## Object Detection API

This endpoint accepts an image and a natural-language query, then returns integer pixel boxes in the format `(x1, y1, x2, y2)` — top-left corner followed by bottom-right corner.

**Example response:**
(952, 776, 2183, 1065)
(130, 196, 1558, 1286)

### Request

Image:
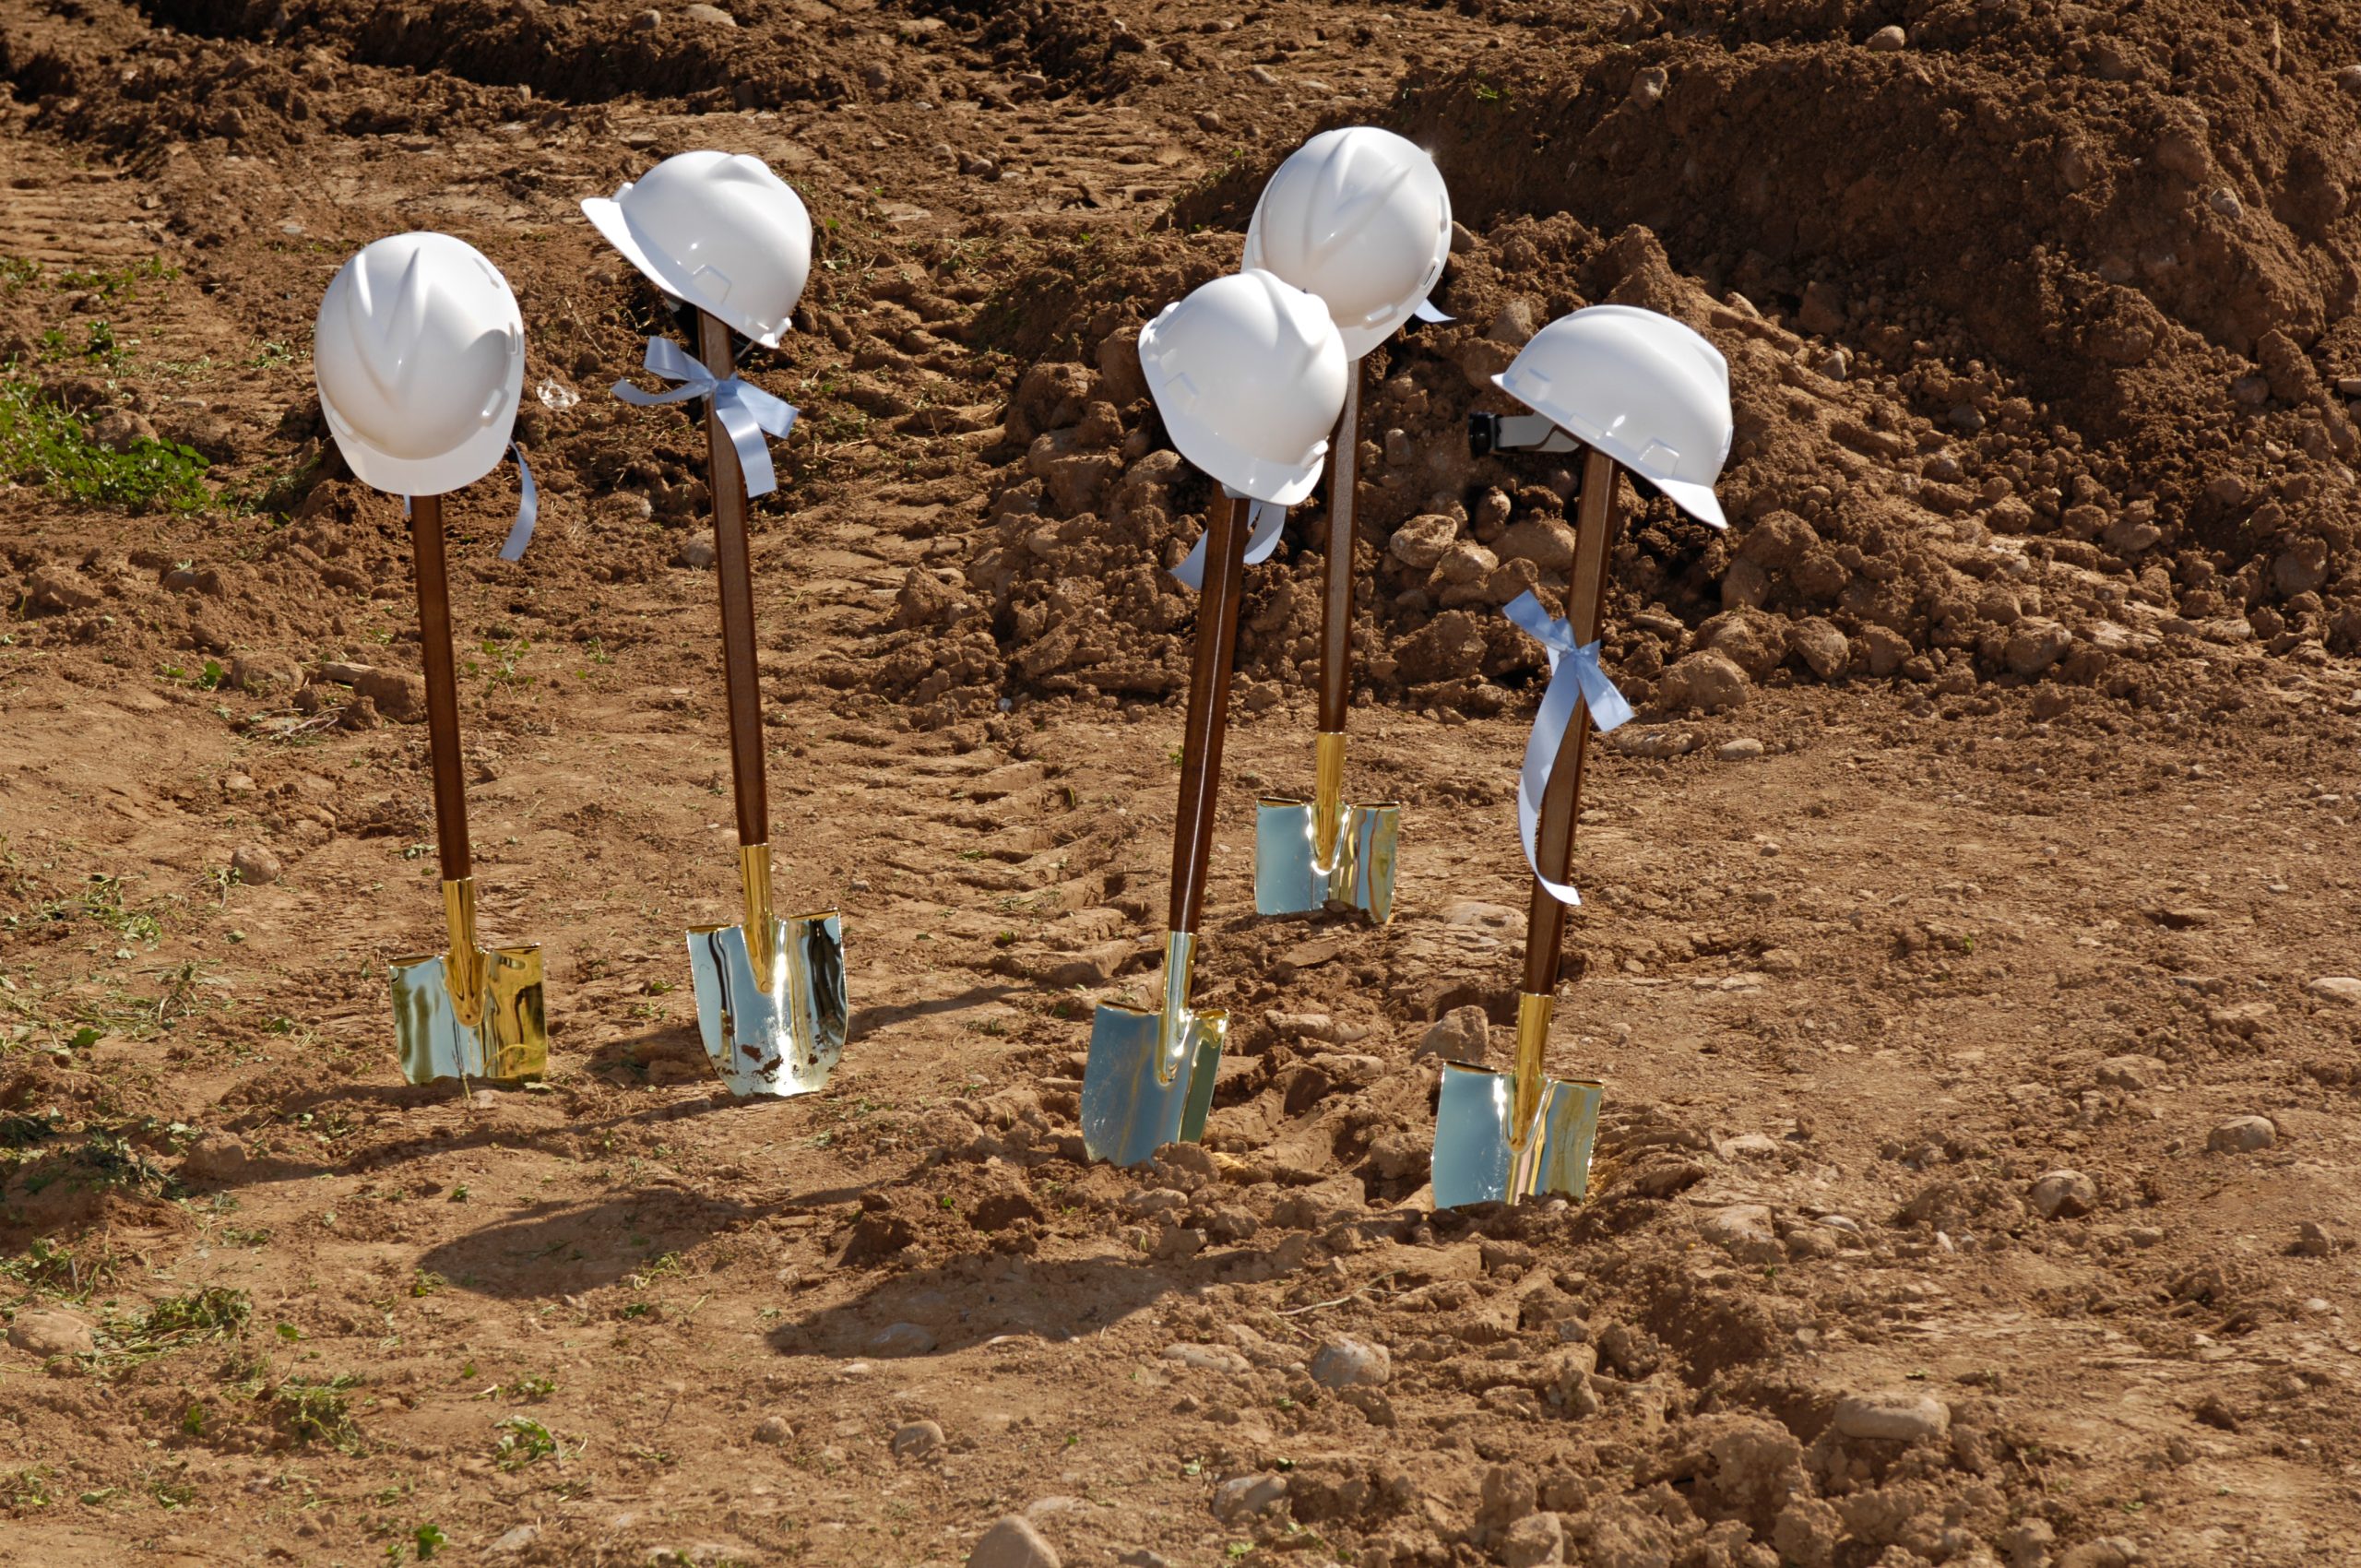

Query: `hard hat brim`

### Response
(1490, 372, 1727, 531)
(1168, 419, 1326, 507)
(321, 357, 523, 499)
(582, 193, 789, 350)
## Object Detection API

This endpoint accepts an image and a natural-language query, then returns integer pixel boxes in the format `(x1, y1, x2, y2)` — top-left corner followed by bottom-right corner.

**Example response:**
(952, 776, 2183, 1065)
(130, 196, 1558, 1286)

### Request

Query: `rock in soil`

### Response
(969, 1515, 1059, 1568)
(1832, 1389, 1950, 1443)
(7, 1310, 96, 1357)
(1308, 1337, 1391, 1389)
(2209, 1115, 2278, 1154)
(231, 844, 283, 885)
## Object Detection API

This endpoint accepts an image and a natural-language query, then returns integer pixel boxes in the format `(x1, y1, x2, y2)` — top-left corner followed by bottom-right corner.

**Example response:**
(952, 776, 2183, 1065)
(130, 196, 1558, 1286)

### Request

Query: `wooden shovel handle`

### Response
(698, 308, 771, 849)
(1169, 492, 1251, 934)
(1316, 359, 1362, 737)
(409, 493, 473, 885)
(1521, 447, 1622, 998)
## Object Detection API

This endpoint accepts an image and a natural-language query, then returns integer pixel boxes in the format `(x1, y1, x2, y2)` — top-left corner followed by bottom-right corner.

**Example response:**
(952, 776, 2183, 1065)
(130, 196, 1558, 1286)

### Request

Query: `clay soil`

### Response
(6, 0, 2361, 1564)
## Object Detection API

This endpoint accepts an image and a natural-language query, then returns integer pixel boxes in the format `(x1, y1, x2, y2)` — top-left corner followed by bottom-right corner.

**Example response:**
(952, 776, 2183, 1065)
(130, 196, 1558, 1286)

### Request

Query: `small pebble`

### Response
(870, 1321, 937, 1356)
(2208, 1115, 2276, 1154)
(890, 1419, 944, 1458)
(631, 7, 660, 30)
(676, 530, 717, 570)
(2028, 1170, 2095, 1219)
(231, 844, 283, 886)
(970, 1515, 1060, 1568)
(1211, 1471, 1288, 1522)
(753, 1415, 793, 1444)
(1866, 24, 1907, 51)
(1715, 738, 1766, 762)
(2307, 976, 2361, 1006)
(1832, 1388, 1949, 1443)
(7, 1310, 96, 1356)
(1308, 1337, 1390, 1390)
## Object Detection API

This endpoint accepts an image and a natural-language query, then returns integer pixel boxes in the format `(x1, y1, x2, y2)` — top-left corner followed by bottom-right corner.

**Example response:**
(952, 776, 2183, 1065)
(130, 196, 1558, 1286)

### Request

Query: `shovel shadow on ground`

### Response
(187, 1076, 772, 1195)
(848, 982, 1022, 1041)
(409, 1183, 856, 1300)
(764, 1235, 1310, 1360)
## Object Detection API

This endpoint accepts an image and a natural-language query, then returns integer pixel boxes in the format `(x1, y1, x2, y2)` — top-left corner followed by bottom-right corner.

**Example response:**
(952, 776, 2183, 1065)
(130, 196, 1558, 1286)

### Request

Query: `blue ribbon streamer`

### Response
(1170, 494, 1288, 591)
(611, 336, 799, 499)
(1502, 588, 1634, 907)
(401, 442, 537, 560)
(498, 444, 537, 561)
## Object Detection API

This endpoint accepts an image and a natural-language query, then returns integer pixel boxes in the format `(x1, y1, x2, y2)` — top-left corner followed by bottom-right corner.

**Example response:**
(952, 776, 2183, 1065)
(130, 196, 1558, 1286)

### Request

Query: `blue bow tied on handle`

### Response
(1501, 588, 1635, 908)
(611, 336, 799, 499)
(1171, 493, 1288, 591)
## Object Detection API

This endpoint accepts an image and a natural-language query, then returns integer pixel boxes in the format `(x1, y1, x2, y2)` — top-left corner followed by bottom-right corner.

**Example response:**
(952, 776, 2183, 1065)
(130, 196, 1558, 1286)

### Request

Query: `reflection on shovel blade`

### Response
(1081, 1001, 1223, 1168)
(389, 946, 547, 1085)
(1431, 1062, 1603, 1209)
(686, 911, 848, 1098)
(1253, 798, 1400, 922)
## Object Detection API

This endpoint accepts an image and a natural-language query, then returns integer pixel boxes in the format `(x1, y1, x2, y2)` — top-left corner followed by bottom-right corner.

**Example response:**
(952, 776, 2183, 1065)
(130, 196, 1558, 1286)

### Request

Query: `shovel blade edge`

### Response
(1252, 798, 1402, 923)
(687, 911, 848, 1098)
(389, 945, 548, 1086)
(1082, 1003, 1226, 1168)
(1431, 1063, 1603, 1209)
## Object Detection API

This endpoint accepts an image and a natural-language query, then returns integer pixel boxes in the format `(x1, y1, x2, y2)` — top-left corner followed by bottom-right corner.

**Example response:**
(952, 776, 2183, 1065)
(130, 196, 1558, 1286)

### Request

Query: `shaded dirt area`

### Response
(4, 0, 2361, 1564)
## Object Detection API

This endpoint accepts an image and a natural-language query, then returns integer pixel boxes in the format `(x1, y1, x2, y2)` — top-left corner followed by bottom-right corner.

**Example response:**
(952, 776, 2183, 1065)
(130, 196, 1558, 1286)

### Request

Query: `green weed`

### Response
(107, 1286, 251, 1361)
(493, 1416, 558, 1470)
(0, 379, 210, 511)
(53, 256, 177, 298)
(3, 1465, 53, 1515)
(0, 1236, 117, 1299)
(272, 1375, 363, 1450)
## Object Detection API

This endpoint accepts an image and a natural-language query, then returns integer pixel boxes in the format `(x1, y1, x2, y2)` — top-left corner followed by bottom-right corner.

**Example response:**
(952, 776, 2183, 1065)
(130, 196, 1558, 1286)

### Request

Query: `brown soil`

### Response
(4, 0, 2361, 1564)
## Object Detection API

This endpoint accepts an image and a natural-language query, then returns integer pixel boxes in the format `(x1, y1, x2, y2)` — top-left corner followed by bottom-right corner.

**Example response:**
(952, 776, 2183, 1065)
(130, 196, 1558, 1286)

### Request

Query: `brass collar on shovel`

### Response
(1430, 447, 1624, 1208)
(675, 307, 848, 1099)
(1256, 360, 1401, 922)
(1082, 492, 1252, 1167)
(388, 493, 547, 1086)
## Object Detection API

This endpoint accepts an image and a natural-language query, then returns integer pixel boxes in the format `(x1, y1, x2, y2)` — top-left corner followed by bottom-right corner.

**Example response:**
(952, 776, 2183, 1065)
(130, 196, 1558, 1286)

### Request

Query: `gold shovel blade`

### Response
(1252, 796, 1401, 922)
(686, 909, 847, 1098)
(389, 944, 547, 1085)
(1431, 1062, 1603, 1209)
(1081, 1001, 1224, 1168)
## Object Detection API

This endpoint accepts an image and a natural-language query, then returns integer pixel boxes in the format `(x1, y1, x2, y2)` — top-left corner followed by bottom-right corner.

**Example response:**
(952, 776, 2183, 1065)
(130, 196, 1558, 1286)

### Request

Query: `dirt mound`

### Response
(859, 2, 2361, 723)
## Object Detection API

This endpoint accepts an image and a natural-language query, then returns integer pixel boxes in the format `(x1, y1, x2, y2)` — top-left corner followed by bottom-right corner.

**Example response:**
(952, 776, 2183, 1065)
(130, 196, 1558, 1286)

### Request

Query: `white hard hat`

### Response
(1493, 304, 1733, 529)
(581, 150, 812, 349)
(1137, 268, 1347, 506)
(1242, 126, 1452, 360)
(314, 232, 526, 497)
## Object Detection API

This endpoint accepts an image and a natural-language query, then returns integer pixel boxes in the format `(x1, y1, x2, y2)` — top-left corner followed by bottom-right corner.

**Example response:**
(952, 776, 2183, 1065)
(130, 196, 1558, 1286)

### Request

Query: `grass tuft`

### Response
(0, 378, 211, 513)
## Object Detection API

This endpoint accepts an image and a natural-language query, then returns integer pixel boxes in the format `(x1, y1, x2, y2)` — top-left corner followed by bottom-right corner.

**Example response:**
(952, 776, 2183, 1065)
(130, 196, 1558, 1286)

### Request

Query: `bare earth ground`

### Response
(5, 2, 2361, 1566)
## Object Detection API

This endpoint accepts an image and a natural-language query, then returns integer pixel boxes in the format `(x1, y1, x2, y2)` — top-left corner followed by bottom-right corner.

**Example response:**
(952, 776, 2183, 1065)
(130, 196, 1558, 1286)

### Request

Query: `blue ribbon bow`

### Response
(611, 336, 799, 499)
(402, 442, 538, 562)
(1171, 494, 1289, 591)
(1502, 589, 1634, 907)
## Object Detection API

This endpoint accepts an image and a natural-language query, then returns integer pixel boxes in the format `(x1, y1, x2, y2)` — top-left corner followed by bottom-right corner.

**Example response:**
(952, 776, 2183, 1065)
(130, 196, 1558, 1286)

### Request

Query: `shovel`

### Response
(1081, 490, 1252, 1166)
(1431, 446, 1626, 1207)
(675, 307, 848, 1098)
(388, 493, 548, 1085)
(1253, 358, 1400, 923)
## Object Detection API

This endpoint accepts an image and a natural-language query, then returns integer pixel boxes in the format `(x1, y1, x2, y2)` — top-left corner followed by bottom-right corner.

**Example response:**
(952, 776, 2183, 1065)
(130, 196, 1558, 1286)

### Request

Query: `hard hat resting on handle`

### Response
(1243, 126, 1453, 360)
(1489, 304, 1734, 529)
(315, 232, 526, 497)
(582, 150, 813, 350)
(1138, 268, 1348, 507)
